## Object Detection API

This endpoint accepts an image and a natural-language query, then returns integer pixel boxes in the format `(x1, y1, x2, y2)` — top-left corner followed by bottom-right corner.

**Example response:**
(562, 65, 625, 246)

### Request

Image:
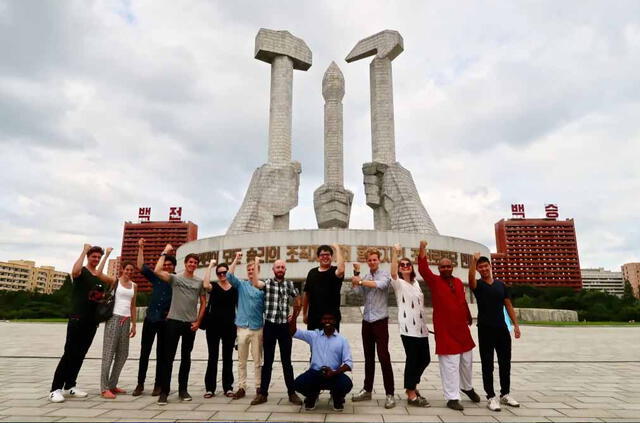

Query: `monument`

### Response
(178, 28, 489, 303)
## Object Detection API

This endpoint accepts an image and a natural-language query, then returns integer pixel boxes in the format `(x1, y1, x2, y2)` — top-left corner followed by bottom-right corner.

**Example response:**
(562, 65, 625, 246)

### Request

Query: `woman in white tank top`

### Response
(98, 261, 137, 398)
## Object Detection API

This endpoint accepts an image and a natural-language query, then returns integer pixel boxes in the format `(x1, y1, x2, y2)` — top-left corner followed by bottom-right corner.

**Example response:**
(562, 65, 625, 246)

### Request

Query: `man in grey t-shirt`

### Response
(154, 244, 206, 405)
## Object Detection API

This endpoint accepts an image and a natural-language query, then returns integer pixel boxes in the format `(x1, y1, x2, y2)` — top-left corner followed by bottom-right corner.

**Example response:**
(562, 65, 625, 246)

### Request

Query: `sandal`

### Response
(204, 391, 215, 399)
(224, 390, 234, 398)
(408, 396, 430, 407)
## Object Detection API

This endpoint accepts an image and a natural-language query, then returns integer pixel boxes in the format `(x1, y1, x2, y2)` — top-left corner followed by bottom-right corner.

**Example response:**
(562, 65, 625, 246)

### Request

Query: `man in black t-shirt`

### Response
(49, 243, 111, 403)
(303, 244, 345, 331)
(469, 253, 521, 412)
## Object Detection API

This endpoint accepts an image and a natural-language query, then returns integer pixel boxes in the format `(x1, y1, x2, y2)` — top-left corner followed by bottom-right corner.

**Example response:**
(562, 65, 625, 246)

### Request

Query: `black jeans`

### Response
(137, 318, 167, 386)
(51, 317, 98, 391)
(478, 325, 512, 398)
(204, 323, 236, 393)
(400, 335, 431, 390)
(260, 321, 295, 396)
(294, 369, 353, 405)
(161, 319, 196, 395)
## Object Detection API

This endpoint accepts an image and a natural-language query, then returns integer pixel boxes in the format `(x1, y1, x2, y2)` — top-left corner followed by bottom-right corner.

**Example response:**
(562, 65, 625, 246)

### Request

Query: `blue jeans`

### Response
(294, 369, 353, 404)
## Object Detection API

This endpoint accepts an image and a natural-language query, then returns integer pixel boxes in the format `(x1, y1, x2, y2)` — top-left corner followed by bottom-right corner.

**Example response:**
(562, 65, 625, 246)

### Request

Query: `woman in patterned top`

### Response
(390, 244, 431, 407)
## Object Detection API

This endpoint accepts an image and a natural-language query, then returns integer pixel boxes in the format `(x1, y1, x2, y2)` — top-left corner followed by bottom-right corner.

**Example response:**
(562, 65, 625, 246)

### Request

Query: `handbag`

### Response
(95, 281, 118, 323)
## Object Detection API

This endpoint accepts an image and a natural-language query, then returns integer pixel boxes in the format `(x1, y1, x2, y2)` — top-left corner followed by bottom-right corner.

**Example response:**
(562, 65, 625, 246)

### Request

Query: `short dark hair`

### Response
(216, 263, 229, 272)
(316, 245, 333, 257)
(184, 253, 200, 264)
(164, 255, 177, 267)
(87, 246, 104, 256)
(477, 256, 491, 266)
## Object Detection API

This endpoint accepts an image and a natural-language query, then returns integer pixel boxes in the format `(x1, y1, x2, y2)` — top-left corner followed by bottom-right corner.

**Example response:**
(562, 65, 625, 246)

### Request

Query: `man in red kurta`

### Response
(418, 240, 481, 411)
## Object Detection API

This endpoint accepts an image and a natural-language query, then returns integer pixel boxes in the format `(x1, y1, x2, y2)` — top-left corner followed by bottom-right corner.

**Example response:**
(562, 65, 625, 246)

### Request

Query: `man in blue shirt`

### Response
(133, 239, 174, 397)
(289, 311, 353, 411)
(351, 248, 395, 408)
(226, 252, 266, 400)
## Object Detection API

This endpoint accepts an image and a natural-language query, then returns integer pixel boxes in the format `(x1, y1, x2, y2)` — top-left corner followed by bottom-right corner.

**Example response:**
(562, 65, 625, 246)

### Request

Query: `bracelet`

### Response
(160, 253, 167, 256)
(353, 271, 360, 276)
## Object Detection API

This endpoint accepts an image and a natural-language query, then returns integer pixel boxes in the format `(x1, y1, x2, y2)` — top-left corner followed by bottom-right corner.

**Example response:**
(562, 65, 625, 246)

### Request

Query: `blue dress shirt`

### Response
(294, 329, 353, 372)
(140, 264, 172, 323)
(226, 272, 265, 330)
(352, 268, 391, 322)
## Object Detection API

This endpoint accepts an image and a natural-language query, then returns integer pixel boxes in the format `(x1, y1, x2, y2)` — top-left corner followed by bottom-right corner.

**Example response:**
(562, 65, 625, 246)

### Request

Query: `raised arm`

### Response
(153, 244, 173, 282)
(72, 244, 91, 278)
(351, 263, 363, 292)
(96, 247, 116, 285)
(250, 256, 265, 289)
(202, 259, 216, 291)
(468, 252, 480, 291)
(333, 243, 345, 279)
(391, 244, 401, 280)
(229, 251, 242, 275)
(136, 238, 145, 269)
(505, 298, 521, 338)
(417, 240, 436, 283)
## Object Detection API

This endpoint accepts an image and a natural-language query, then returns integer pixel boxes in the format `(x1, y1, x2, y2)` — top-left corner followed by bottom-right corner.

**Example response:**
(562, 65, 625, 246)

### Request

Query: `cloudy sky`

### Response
(1, 0, 638, 272)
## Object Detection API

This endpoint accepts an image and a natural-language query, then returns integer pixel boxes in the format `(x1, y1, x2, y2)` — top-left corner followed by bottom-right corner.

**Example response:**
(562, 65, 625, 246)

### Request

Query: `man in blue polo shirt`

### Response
(289, 311, 353, 412)
(132, 238, 173, 397)
(226, 252, 265, 400)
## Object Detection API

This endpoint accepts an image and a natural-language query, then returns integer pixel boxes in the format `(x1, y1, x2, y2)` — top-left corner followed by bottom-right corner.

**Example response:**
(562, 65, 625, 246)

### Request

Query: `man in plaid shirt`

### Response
(251, 259, 303, 405)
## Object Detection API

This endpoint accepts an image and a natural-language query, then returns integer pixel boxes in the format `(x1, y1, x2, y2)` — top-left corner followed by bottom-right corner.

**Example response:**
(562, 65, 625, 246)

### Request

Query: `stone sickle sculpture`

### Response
(313, 62, 354, 229)
(227, 29, 311, 234)
(346, 30, 439, 233)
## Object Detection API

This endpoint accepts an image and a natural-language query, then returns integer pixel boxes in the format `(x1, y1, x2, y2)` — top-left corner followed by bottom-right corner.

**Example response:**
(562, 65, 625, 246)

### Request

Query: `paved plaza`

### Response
(1, 313, 639, 422)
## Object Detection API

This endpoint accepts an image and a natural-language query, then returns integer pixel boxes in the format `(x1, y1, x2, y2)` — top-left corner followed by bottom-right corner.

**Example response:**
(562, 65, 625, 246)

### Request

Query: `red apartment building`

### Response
(120, 220, 198, 292)
(491, 217, 582, 290)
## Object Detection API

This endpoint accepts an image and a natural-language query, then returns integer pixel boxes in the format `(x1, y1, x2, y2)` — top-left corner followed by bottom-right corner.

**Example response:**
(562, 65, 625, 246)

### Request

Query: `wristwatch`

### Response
(358, 280, 363, 286)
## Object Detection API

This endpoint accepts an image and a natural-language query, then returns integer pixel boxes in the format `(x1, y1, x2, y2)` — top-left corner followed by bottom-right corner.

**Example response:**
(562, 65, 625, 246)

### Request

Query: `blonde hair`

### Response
(366, 248, 380, 259)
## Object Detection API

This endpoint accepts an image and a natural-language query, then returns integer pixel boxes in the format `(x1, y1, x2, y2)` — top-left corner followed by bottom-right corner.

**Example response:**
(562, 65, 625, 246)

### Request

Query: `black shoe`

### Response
(151, 385, 161, 396)
(304, 396, 317, 411)
(462, 388, 481, 403)
(132, 384, 144, 396)
(179, 391, 192, 401)
(447, 399, 464, 411)
(157, 393, 168, 405)
(332, 398, 345, 411)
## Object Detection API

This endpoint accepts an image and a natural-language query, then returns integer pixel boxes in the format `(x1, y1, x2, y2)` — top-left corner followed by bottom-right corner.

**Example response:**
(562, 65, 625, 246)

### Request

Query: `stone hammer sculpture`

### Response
(227, 29, 311, 234)
(346, 30, 439, 234)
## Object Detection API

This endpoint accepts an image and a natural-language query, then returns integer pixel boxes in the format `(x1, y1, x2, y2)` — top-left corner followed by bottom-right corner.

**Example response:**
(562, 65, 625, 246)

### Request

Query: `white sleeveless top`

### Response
(113, 280, 135, 317)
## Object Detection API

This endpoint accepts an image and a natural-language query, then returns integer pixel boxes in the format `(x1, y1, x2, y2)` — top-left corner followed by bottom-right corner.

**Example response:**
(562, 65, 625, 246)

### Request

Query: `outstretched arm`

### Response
(333, 243, 345, 279)
(468, 252, 480, 291)
(153, 244, 173, 282)
(72, 244, 91, 279)
(202, 259, 216, 291)
(96, 248, 116, 285)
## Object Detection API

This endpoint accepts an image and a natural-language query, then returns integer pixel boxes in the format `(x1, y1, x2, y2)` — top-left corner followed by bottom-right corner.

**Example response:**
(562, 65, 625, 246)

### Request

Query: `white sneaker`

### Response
(65, 387, 88, 398)
(487, 396, 501, 411)
(500, 394, 520, 407)
(49, 389, 65, 403)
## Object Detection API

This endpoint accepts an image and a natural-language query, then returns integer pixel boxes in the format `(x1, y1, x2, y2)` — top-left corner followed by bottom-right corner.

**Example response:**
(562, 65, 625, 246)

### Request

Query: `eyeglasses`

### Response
(399, 262, 412, 268)
(216, 271, 227, 276)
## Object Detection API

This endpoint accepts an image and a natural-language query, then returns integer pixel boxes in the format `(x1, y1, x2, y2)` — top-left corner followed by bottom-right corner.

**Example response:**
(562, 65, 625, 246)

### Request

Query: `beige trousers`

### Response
(236, 326, 263, 390)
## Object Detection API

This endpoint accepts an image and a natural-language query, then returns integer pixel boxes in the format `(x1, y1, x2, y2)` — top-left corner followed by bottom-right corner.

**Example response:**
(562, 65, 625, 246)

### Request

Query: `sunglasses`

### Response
(216, 271, 227, 276)
(399, 262, 412, 268)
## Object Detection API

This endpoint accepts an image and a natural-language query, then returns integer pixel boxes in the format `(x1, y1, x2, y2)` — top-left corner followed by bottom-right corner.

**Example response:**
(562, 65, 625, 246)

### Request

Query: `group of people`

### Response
(48, 239, 522, 413)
